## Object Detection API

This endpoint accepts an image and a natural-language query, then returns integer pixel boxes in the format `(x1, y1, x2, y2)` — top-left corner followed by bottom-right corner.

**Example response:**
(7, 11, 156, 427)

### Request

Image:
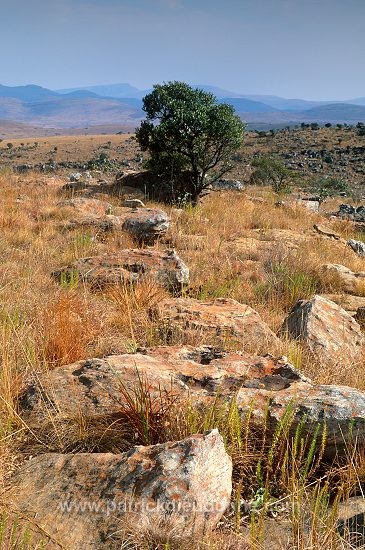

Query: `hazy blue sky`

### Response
(1, 0, 364, 100)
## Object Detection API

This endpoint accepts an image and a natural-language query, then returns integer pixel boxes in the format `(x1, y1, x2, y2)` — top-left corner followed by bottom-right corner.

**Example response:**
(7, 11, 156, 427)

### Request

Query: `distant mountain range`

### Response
(0, 83, 364, 131)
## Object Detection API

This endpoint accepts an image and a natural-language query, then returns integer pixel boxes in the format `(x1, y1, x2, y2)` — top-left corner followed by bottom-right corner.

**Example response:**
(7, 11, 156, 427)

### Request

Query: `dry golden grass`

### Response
(0, 171, 365, 548)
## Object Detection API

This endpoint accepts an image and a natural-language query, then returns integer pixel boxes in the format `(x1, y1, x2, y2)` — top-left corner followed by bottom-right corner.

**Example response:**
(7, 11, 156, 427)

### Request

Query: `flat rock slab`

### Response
(52, 249, 189, 291)
(8, 430, 232, 549)
(282, 295, 364, 366)
(19, 345, 365, 459)
(153, 297, 280, 354)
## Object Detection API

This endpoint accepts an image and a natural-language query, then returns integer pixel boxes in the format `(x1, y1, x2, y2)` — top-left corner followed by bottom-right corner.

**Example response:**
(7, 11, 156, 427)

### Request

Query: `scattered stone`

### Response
(153, 297, 280, 353)
(8, 430, 232, 549)
(322, 264, 365, 294)
(19, 345, 365, 460)
(122, 198, 145, 208)
(348, 239, 365, 257)
(281, 295, 364, 365)
(337, 204, 365, 222)
(69, 172, 82, 182)
(52, 249, 189, 291)
(121, 208, 170, 244)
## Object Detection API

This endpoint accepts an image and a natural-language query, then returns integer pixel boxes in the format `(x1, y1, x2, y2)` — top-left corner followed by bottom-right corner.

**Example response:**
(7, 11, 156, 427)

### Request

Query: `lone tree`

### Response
(136, 81, 245, 204)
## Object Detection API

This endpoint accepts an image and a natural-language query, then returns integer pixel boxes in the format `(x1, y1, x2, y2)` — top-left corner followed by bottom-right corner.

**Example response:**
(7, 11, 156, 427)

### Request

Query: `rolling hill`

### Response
(0, 82, 364, 133)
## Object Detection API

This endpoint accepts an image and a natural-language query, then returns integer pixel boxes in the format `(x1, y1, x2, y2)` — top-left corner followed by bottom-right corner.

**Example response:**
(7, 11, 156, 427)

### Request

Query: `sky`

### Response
(1, 0, 364, 100)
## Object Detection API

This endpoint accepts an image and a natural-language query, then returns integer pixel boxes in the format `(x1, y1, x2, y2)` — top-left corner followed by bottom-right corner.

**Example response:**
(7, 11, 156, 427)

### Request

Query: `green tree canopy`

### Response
(250, 155, 293, 194)
(136, 81, 245, 204)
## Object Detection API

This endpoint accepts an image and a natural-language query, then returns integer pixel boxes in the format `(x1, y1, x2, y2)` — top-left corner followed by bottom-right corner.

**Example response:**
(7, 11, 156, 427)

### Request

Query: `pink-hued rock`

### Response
(52, 249, 189, 291)
(282, 295, 364, 365)
(8, 430, 232, 549)
(153, 297, 280, 354)
(20, 345, 365, 459)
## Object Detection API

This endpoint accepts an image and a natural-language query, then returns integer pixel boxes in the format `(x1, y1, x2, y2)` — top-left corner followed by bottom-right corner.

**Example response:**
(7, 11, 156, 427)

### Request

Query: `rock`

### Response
(313, 224, 343, 241)
(212, 179, 244, 191)
(19, 345, 365, 460)
(153, 297, 280, 354)
(121, 208, 170, 244)
(58, 197, 113, 216)
(337, 204, 365, 222)
(355, 306, 365, 326)
(322, 264, 365, 294)
(321, 294, 365, 315)
(8, 430, 232, 549)
(122, 198, 145, 208)
(52, 249, 189, 291)
(348, 239, 365, 257)
(301, 199, 320, 212)
(281, 295, 364, 365)
(337, 497, 365, 547)
(69, 172, 82, 182)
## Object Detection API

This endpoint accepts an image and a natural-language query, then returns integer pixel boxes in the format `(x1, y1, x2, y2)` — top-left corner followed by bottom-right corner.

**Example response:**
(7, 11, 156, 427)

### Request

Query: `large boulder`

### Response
(322, 264, 365, 294)
(7, 430, 232, 549)
(152, 297, 280, 354)
(19, 345, 365, 459)
(281, 295, 364, 365)
(52, 249, 189, 291)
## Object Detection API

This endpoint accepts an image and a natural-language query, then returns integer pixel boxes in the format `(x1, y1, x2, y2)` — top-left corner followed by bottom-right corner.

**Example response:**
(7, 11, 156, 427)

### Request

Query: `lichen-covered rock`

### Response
(20, 345, 365, 459)
(8, 430, 232, 549)
(348, 238, 365, 257)
(153, 297, 280, 354)
(281, 295, 364, 365)
(121, 207, 170, 244)
(52, 249, 189, 291)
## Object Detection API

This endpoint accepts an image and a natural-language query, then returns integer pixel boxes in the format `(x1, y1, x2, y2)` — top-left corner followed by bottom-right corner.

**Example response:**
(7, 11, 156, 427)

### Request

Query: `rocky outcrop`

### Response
(336, 204, 365, 222)
(60, 202, 169, 244)
(321, 264, 365, 294)
(152, 297, 280, 353)
(281, 295, 364, 365)
(8, 430, 232, 549)
(19, 345, 365, 459)
(52, 249, 189, 291)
